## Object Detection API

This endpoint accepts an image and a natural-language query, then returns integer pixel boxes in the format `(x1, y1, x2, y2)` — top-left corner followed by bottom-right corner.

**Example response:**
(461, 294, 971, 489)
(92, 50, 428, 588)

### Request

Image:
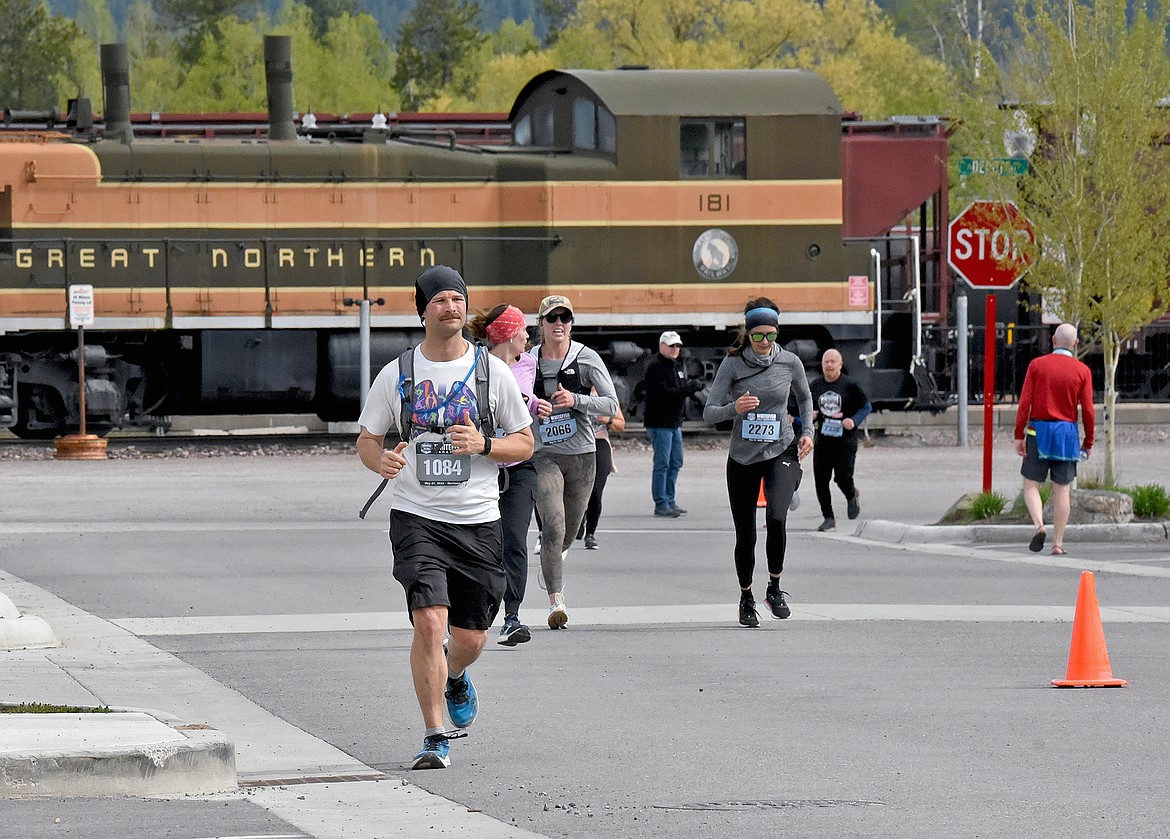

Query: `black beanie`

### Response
(414, 265, 468, 319)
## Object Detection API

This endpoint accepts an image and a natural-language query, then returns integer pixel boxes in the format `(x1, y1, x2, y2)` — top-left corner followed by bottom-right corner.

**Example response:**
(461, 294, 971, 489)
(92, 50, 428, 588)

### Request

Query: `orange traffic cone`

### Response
(1051, 571, 1127, 688)
(756, 479, 766, 508)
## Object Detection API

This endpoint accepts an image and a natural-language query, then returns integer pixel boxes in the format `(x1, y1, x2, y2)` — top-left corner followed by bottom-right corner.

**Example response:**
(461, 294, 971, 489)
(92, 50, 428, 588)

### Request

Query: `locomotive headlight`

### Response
(806, 244, 821, 260)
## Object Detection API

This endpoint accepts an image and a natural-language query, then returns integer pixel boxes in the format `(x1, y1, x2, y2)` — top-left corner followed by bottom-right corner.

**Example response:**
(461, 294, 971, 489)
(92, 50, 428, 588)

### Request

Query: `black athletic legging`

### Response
(583, 438, 613, 537)
(725, 440, 802, 590)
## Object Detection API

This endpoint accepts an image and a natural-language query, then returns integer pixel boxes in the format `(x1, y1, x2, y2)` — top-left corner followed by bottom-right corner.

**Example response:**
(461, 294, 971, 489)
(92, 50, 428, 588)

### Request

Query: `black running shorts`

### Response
(388, 509, 505, 631)
(1020, 435, 1077, 485)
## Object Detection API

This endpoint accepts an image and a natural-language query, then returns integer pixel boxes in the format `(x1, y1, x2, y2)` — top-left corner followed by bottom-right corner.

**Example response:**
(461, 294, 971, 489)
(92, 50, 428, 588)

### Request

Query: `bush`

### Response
(1125, 483, 1170, 519)
(970, 491, 1006, 520)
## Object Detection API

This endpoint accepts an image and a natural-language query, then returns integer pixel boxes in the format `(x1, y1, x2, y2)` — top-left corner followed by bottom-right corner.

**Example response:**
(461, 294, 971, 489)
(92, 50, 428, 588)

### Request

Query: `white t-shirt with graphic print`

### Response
(359, 341, 531, 525)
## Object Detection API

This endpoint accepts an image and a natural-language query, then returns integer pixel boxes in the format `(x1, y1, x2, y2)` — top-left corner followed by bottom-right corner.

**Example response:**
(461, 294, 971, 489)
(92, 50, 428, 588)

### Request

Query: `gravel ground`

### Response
(2, 424, 1167, 460)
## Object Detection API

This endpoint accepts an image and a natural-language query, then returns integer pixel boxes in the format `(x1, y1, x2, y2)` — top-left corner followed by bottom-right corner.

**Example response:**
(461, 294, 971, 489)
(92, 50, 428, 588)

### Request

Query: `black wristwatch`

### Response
(480, 436, 493, 456)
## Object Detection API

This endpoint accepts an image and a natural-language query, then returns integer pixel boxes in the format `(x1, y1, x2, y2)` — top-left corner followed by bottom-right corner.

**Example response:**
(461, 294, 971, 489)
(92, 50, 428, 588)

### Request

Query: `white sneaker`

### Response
(547, 594, 568, 629)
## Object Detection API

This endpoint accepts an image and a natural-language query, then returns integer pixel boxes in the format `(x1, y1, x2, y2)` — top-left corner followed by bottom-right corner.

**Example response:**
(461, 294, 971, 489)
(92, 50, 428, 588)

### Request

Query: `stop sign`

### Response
(948, 200, 1036, 289)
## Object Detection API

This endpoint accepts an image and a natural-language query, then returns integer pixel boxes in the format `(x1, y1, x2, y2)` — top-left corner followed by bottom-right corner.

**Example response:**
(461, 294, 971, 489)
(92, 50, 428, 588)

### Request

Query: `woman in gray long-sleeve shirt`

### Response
(529, 294, 618, 631)
(703, 297, 814, 628)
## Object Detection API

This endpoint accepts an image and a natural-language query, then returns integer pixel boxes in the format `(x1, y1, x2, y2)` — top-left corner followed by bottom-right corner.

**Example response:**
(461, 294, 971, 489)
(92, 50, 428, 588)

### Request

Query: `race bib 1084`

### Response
(416, 440, 471, 486)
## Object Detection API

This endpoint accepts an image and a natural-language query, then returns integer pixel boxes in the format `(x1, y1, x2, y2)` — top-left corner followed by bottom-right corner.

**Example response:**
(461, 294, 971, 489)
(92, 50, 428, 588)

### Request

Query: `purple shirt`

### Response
(500, 351, 539, 468)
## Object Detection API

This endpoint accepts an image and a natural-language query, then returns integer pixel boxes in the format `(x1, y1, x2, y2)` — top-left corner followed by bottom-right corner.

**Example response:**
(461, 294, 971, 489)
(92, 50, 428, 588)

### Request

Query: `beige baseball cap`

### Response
(538, 294, 575, 318)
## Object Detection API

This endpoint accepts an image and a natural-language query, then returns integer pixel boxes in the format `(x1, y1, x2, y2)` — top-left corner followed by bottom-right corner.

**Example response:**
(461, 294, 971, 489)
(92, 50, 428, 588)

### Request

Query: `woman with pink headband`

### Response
(468, 304, 540, 646)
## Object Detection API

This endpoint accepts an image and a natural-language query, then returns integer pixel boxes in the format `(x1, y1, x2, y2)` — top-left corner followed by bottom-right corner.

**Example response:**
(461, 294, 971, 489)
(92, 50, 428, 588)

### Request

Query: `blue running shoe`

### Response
(412, 734, 450, 770)
(445, 672, 478, 729)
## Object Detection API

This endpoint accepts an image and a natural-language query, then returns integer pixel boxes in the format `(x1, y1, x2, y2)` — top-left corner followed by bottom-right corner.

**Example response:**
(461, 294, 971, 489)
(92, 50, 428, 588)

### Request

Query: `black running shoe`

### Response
(738, 592, 760, 628)
(847, 488, 861, 520)
(765, 587, 791, 619)
(498, 614, 531, 646)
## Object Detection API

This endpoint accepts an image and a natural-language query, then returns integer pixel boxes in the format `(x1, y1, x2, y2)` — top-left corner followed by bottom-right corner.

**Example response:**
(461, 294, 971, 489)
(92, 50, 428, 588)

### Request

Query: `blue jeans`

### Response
(646, 426, 684, 510)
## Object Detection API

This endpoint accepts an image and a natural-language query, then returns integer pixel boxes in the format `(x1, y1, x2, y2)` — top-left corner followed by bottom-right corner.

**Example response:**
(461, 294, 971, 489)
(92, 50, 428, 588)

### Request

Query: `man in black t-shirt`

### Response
(810, 348, 872, 532)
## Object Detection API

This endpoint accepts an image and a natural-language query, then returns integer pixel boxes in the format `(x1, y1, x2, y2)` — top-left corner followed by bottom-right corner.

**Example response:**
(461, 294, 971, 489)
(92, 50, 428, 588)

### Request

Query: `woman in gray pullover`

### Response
(703, 298, 814, 627)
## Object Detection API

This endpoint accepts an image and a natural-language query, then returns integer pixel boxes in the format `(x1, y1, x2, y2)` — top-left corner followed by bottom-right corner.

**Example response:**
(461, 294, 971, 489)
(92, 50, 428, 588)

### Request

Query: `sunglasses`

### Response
(544, 312, 573, 324)
(749, 331, 778, 343)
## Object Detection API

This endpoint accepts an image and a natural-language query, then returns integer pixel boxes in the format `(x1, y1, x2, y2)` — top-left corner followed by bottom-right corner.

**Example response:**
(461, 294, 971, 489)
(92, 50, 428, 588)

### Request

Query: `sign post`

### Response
(69, 285, 94, 436)
(947, 200, 1035, 492)
(55, 285, 107, 460)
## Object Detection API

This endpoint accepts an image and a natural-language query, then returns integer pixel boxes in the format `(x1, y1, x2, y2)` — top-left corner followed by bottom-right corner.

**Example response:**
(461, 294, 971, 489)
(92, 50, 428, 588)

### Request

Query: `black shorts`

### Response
(388, 510, 505, 631)
(1020, 435, 1077, 485)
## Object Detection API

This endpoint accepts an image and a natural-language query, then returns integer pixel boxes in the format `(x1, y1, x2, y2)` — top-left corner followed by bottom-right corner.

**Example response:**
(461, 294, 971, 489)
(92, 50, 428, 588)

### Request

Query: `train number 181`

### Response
(700, 194, 730, 212)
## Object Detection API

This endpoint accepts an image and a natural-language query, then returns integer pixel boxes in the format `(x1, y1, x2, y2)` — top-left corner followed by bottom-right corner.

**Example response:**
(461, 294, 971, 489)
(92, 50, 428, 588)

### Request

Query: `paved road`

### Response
(2, 437, 1169, 838)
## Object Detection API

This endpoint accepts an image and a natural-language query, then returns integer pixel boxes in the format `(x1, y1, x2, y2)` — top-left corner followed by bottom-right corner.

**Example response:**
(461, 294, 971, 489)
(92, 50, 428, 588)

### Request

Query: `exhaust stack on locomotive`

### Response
(263, 35, 297, 141)
(99, 43, 133, 144)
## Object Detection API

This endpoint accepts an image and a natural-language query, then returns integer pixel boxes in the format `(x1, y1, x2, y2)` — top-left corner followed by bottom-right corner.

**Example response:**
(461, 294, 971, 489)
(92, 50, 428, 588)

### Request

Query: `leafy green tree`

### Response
(0, 0, 84, 109)
(567, 0, 952, 117)
(536, 0, 576, 44)
(295, 0, 362, 37)
(76, 0, 118, 43)
(154, 0, 263, 61)
(124, 0, 181, 110)
(393, 0, 487, 110)
(277, 0, 398, 114)
(972, 0, 1170, 483)
(173, 14, 269, 110)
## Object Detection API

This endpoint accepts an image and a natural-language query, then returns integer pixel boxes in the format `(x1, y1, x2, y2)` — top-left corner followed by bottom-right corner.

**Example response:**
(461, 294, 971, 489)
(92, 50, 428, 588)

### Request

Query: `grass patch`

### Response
(1076, 472, 1124, 492)
(1124, 483, 1170, 519)
(969, 491, 1006, 520)
(2, 703, 112, 714)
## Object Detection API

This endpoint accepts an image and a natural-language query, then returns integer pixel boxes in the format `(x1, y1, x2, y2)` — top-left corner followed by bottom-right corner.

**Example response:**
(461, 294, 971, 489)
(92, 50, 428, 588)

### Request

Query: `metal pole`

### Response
(982, 294, 996, 493)
(78, 326, 87, 437)
(956, 294, 968, 447)
(359, 299, 371, 410)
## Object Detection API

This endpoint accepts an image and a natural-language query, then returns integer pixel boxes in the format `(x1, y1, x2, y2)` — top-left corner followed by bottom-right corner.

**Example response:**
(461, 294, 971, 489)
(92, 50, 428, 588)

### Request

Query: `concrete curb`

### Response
(855, 520, 1170, 545)
(0, 706, 236, 798)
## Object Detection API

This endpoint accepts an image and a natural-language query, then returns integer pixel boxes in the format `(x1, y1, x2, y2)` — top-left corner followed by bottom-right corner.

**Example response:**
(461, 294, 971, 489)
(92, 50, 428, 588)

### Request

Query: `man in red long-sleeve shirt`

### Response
(1013, 323, 1095, 556)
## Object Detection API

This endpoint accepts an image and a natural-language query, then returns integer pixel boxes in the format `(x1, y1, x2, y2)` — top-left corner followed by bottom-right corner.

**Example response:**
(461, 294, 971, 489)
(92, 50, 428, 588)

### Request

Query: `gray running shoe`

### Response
(817, 518, 836, 532)
(847, 488, 861, 520)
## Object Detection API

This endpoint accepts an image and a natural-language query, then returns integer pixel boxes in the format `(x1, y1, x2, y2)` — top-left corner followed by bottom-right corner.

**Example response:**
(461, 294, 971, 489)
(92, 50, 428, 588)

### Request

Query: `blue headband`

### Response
(745, 306, 779, 329)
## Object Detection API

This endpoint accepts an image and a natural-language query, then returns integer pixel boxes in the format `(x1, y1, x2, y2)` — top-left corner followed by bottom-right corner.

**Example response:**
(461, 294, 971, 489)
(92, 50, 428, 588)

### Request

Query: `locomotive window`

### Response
(599, 107, 615, 153)
(514, 114, 531, 145)
(573, 98, 596, 149)
(534, 104, 554, 145)
(680, 119, 746, 178)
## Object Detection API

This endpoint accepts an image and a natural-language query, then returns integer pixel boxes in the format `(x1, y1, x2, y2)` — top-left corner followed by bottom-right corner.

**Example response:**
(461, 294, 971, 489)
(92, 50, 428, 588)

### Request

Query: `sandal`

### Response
(1051, 545, 1067, 556)
(1028, 529, 1047, 553)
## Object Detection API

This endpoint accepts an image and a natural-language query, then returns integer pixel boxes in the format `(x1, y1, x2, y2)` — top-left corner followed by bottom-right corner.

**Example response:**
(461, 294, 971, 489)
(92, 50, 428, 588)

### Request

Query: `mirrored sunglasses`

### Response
(749, 331, 778, 343)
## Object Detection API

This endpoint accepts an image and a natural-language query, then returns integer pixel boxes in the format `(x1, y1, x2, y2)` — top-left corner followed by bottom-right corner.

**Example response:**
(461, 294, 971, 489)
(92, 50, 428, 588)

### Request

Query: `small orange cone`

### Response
(1051, 571, 1127, 688)
(756, 479, 766, 508)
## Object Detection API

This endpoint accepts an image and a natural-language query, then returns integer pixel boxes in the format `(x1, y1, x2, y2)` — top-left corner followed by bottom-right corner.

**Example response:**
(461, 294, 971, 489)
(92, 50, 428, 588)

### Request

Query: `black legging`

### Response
(583, 438, 613, 537)
(725, 441, 802, 590)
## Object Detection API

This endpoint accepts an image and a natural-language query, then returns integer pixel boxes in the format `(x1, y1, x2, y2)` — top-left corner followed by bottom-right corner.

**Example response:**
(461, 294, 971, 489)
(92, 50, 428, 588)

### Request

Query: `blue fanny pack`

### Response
(1029, 420, 1080, 461)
